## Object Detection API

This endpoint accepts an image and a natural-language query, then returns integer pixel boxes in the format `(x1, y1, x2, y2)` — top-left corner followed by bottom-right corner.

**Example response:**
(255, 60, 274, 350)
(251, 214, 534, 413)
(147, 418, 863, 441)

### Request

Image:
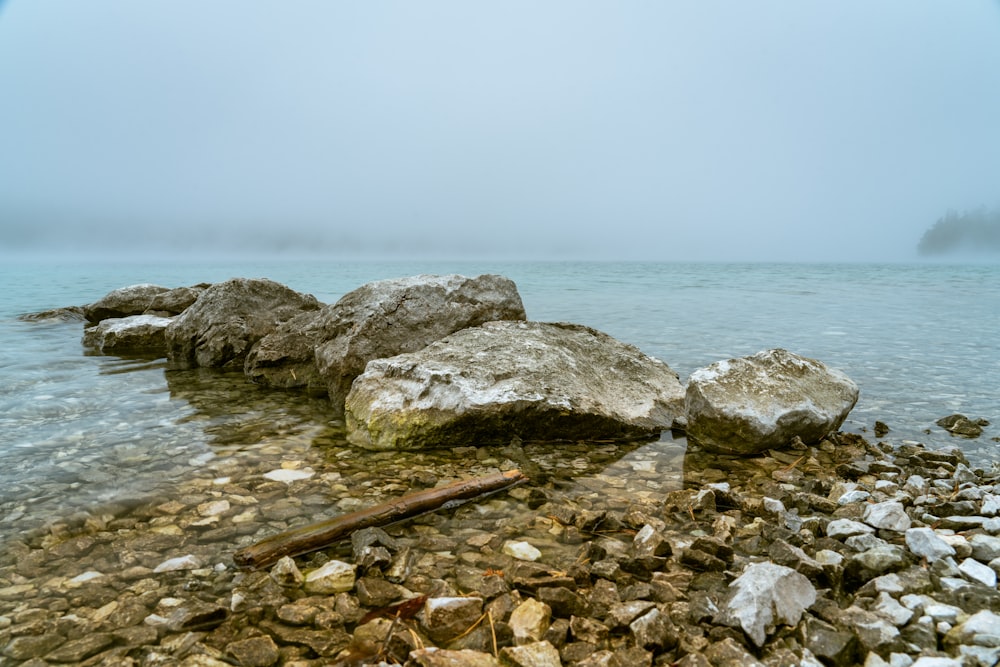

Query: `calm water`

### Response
(1, 259, 998, 538)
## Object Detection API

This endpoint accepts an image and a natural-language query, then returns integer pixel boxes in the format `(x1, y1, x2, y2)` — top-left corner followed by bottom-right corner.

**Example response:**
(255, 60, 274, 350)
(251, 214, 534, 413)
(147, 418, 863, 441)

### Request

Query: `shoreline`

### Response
(4, 429, 1000, 666)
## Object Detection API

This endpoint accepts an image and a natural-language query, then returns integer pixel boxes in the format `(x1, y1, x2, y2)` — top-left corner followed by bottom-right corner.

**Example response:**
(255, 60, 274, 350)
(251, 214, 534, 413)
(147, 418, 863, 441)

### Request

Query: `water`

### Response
(1, 259, 998, 541)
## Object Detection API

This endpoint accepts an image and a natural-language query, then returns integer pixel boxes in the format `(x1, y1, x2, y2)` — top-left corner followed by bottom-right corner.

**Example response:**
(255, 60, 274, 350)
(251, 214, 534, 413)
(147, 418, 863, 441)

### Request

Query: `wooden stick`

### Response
(234, 469, 527, 570)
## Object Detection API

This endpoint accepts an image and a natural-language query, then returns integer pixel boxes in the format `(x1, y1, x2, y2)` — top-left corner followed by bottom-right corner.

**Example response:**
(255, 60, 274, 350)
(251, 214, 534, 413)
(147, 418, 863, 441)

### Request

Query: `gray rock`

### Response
(827, 519, 876, 540)
(702, 636, 766, 667)
(864, 501, 912, 532)
(82, 314, 173, 355)
(83, 283, 170, 324)
(165, 277, 321, 368)
(629, 608, 678, 650)
(905, 527, 956, 562)
(715, 562, 817, 647)
(969, 534, 1000, 562)
(146, 285, 206, 315)
(246, 273, 525, 399)
(684, 348, 859, 455)
(873, 592, 914, 627)
(345, 321, 685, 450)
(845, 545, 910, 585)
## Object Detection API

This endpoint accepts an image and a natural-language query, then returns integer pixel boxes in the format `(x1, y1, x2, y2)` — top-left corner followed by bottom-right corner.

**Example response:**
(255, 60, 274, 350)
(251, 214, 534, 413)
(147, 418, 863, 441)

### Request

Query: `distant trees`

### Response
(918, 207, 1000, 256)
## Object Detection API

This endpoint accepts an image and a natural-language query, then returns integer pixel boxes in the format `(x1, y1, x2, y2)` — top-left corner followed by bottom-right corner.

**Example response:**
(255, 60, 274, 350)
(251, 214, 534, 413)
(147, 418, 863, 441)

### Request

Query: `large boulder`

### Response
(83, 284, 170, 324)
(83, 314, 173, 356)
(165, 278, 321, 369)
(145, 285, 209, 316)
(245, 274, 526, 403)
(685, 348, 859, 455)
(344, 320, 685, 450)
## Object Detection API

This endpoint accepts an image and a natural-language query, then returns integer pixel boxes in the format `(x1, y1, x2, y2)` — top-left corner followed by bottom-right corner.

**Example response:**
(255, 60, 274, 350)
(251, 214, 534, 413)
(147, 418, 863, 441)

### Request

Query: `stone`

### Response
(715, 562, 817, 647)
(845, 545, 910, 585)
(3, 634, 67, 661)
(146, 285, 206, 315)
(503, 540, 542, 562)
(246, 273, 526, 400)
(345, 321, 686, 450)
(936, 414, 984, 438)
(153, 554, 201, 573)
(944, 609, 1000, 648)
(702, 637, 766, 667)
(303, 560, 356, 594)
(873, 592, 914, 627)
(905, 527, 956, 562)
(421, 596, 484, 644)
(498, 641, 562, 667)
(629, 608, 678, 650)
(969, 534, 1000, 562)
(801, 616, 859, 667)
(226, 635, 280, 667)
(83, 283, 170, 323)
(509, 598, 552, 644)
(83, 314, 173, 355)
(827, 519, 876, 540)
(270, 556, 304, 587)
(959, 558, 998, 587)
(165, 277, 321, 368)
(684, 348, 859, 455)
(863, 501, 912, 532)
(408, 648, 501, 667)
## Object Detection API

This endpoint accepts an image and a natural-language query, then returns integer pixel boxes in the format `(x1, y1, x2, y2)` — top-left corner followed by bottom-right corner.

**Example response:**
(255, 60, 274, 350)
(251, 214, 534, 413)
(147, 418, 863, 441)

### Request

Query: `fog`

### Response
(1, 2, 999, 262)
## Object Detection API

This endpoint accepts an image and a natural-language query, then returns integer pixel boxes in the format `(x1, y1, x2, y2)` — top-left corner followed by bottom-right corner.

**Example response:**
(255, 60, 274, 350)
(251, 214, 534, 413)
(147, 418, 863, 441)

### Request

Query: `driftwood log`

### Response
(233, 469, 526, 570)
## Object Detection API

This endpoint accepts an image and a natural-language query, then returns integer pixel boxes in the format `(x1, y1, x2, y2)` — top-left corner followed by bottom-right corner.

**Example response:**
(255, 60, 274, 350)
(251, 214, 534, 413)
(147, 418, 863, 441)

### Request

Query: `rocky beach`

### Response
(3, 274, 999, 666)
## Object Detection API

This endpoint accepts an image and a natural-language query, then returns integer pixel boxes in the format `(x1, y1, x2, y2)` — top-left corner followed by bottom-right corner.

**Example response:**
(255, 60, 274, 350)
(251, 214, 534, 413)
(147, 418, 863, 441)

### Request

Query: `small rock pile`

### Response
(4, 431, 1000, 666)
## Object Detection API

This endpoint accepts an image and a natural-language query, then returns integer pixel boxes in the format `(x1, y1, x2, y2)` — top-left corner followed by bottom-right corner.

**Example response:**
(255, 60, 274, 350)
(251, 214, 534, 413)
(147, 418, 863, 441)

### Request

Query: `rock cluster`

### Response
(5, 430, 1000, 666)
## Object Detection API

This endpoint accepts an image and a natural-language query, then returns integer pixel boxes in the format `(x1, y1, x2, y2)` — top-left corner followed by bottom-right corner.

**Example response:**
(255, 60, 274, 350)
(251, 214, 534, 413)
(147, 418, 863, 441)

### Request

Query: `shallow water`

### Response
(1, 259, 998, 541)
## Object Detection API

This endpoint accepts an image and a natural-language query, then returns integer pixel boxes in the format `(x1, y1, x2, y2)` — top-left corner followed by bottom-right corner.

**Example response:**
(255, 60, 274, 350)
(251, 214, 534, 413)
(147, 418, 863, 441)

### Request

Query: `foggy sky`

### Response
(1, 2, 999, 261)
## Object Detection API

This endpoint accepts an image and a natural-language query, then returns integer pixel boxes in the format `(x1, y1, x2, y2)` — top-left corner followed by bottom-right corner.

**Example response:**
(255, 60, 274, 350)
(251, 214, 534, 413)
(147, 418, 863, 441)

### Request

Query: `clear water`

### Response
(1, 259, 998, 540)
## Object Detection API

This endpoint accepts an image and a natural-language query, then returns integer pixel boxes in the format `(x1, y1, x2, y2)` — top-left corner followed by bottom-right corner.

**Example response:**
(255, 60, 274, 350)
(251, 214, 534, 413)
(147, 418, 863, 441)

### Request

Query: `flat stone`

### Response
(153, 554, 201, 573)
(970, 534, 1000, 562)
(959, 558, 998, 587)
(905, 527, 956, 562)
(827, 519, 876, 540)
(715, 562, 817, 647)
(503, 540, 542, 562)
(408, 648, 501, 667)
(227, 635, 280, 667)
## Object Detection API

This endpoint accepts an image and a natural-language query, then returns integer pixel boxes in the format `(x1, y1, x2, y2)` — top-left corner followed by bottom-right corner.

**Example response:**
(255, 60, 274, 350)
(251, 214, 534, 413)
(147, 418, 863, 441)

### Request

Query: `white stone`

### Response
(153, 554, 201, 573)
(839, 489, 872, 505)
(903, 475, 928, 496)
(763, 497, 785, 514)
(263, 468, 315, 483)
(863, 501, 911, 532)
(940, 534, 973, 559)
(924, 602, 963, 624)
(70, 571, 105, 583)
(905, 527, 956, 562)
(982, 494, 1000, 516)
(826, 519, 875, 539)
(304, 560, 356, 594)
(503, 540, 542, 562)
(959, 558, 998, 587)
(873, 592, 914, 627)
(716, 562, 817, 647)
(945, 609, 1000, 648)
(910, 656, 961, 667)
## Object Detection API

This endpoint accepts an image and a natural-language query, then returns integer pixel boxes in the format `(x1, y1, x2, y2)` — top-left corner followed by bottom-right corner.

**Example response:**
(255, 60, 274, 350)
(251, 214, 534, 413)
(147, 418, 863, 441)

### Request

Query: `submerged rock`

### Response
(936, 414, 987, 438)
(685, 348, 859, 455)
(344, 320, 686, 450)
(165, 278, 321, 368)
(82, 314, 173, 355)
(246, 273, 525, 402)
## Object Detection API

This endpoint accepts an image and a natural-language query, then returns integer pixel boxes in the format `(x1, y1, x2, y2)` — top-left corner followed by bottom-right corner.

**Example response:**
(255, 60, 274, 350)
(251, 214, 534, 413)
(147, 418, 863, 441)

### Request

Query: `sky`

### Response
(1, 2, 999, 262)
